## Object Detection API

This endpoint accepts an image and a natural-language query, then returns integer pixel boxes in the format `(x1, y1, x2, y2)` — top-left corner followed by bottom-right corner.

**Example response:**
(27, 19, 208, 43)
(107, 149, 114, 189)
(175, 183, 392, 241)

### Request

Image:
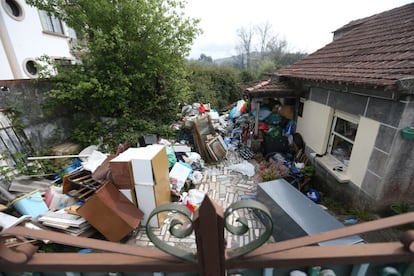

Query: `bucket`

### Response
(10, 190, 48, 217)
(401, 126, 414, 140)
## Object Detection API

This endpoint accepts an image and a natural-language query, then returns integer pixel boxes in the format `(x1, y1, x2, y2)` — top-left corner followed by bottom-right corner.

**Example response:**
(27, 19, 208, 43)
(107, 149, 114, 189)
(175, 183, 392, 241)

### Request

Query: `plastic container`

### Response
(11, 190, 48, 217)
(401, 126, 414, 140)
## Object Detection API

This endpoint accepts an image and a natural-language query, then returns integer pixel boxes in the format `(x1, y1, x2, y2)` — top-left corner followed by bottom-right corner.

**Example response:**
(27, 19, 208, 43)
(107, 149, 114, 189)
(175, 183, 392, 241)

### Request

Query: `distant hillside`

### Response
(213, 51, 308, 68)
(214, 55, 238, 65)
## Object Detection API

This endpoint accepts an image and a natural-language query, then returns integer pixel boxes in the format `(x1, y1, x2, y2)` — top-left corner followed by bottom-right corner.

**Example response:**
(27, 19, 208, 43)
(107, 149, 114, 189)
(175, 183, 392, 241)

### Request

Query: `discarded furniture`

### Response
(77, 181, 143, 242)
(191, 115, 226, 163)
(110, 145, 171, 227)
(63, 170, 102, 201)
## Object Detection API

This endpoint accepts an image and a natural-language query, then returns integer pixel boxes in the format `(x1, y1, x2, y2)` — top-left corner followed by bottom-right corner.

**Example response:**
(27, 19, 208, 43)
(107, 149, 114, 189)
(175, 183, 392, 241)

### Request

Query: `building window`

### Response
(22, 59, 39, 78)
(54, 58, 72, 66)
(1, 0, 25, 20)
(328, 111, 359, 166)
(39, 10, 64, 35)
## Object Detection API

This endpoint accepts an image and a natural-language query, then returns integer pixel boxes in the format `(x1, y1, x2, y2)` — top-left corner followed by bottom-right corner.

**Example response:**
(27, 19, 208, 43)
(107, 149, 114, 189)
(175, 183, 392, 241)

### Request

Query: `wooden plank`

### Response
(194, 196, 225, 276)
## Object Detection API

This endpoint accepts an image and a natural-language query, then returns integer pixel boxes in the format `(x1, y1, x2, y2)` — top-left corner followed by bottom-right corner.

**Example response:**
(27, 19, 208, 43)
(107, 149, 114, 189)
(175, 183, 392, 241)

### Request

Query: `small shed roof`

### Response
(277, 3, 414, 91)
(240, 79, 301, 98)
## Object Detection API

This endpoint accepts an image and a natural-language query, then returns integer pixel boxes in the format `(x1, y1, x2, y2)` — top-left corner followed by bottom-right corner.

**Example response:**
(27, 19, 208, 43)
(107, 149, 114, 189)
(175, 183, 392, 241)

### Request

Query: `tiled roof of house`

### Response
(240, 79, 301, 98)
(277, 3, 414, 90)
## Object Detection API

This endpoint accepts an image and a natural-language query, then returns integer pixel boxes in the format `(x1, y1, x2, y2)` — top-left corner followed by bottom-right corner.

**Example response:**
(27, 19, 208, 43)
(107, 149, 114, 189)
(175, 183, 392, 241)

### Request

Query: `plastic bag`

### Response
(165, 146, 177, 168)
(209, 109, 220, 120)
(228, 161, 255, 177)
(190, 171, 203, 184)
(184, 152, 202, 164)
(183, 189, 205, 212)
(82, 150, 106, 173)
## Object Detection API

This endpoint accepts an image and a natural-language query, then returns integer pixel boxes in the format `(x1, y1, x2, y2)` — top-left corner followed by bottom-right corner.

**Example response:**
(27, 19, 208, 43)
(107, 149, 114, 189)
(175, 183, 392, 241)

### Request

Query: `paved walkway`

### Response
(126, 148, 404, 252)
(127, 149, 274, 252)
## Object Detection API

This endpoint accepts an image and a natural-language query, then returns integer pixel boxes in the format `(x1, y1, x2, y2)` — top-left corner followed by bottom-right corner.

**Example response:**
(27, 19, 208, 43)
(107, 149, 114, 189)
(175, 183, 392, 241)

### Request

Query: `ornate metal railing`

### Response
(1, 195, 414, 275)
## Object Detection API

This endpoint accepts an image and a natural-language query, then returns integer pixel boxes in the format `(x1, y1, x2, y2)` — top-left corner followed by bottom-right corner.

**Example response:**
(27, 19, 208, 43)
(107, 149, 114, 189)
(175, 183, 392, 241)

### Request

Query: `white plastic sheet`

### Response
(228, 161, 255, 177)
(82, 150, 108, 173)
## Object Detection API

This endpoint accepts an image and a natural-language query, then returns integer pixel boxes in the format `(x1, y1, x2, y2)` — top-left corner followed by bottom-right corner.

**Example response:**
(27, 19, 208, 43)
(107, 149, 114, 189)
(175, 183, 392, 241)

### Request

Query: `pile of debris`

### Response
(0, 99, 313, 245)
(0, 101, 245, 242)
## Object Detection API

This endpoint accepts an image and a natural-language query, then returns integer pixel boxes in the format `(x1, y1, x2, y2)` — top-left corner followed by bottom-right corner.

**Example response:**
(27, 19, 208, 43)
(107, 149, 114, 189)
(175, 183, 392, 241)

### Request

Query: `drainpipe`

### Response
(0, 11, 24, 79)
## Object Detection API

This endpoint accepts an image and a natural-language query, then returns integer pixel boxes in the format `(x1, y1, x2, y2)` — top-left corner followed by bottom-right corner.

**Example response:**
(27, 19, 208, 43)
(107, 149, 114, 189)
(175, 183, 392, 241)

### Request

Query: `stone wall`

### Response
(0, 79, 73, 153)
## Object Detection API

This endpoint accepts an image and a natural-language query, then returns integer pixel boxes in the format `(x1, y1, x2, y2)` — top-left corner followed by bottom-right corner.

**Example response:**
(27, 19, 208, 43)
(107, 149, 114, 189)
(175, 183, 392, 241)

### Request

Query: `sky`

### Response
(185, 0, 413, 60)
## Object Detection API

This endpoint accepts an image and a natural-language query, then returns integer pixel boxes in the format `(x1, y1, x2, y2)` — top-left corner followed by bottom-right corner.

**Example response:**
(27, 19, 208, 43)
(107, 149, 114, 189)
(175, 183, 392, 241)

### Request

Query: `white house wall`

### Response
(0, 1, 74, 80)
(0, 5, 20, 79)
(0, 34, 14, 79)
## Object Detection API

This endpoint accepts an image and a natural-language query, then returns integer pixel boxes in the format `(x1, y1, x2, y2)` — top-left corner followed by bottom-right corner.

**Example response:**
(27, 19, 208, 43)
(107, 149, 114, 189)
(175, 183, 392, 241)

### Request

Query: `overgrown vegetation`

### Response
(185, 62, 243, 110)
(27, 0, 201, 149)
(25, 1, 306, 151)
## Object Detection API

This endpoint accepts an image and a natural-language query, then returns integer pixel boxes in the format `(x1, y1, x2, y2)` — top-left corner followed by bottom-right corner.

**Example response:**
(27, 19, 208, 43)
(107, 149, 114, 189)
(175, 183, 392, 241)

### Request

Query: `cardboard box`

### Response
(77, 181, 143, 242)
(278, 105, 295, 120)
(130, 145, 171, 227)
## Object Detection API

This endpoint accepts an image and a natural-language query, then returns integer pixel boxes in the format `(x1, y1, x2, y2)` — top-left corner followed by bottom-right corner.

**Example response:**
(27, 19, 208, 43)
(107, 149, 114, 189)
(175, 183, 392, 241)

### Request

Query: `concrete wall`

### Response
(298, 83, 413, 211)
(0, 79, 73, 152)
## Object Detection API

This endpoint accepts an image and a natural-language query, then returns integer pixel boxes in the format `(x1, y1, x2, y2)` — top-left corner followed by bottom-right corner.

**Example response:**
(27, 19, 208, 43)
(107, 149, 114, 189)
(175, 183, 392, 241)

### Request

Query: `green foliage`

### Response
(239, 70, 257, 83)
(302, 165, 315, 176)
(0, 152, 43, 181)
(390, 202, 410, 214)
(186, 62, 243, 110)
(26, 0, 201, 149)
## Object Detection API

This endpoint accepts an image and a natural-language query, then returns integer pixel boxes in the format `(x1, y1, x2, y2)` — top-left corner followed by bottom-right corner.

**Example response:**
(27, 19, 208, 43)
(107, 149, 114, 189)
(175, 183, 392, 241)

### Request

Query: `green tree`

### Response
(27, 0, 201, 148)
(198, 53, 213, 63)
(186, 62, 242, 110)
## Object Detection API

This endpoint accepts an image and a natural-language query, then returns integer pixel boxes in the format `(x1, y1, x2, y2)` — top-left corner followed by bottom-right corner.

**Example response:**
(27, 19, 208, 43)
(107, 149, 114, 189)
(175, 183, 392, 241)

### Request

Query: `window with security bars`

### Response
(39, 10, 64, 35)
(328, 111, 359, 165)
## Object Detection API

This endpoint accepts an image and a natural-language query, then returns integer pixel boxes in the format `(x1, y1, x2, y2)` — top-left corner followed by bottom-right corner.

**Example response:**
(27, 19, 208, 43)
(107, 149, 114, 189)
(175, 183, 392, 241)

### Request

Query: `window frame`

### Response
(327, 111, 359, 166)
(22, 58, 39, 78)
(1, 0, 25, 21)
(38, 9, 65, 35)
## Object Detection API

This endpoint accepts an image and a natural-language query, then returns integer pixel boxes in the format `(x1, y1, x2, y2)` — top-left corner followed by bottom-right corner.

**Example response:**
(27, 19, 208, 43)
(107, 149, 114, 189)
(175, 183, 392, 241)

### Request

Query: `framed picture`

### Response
(206, 135, 227, 161)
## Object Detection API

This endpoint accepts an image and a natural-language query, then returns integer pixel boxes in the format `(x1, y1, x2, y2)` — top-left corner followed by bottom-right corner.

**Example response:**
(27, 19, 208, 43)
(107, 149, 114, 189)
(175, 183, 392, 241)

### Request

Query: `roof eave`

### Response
(277, 74, 399, 91)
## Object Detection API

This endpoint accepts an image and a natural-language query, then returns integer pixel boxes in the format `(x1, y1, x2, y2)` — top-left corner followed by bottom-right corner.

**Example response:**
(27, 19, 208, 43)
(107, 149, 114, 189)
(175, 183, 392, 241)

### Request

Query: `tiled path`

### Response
(126, 148, 403, 252)
(127, 150, 274, 252)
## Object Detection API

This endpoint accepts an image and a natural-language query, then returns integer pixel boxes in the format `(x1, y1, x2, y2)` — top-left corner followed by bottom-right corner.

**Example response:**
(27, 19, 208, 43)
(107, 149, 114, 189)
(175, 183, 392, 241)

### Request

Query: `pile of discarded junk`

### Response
(0, 99, 312, 243)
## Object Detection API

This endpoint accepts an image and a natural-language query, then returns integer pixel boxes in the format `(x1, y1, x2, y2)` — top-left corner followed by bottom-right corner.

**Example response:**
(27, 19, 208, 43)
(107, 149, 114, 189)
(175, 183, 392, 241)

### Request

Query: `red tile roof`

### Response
(240, 79, 301, 98)
(277, 3, 414, 90)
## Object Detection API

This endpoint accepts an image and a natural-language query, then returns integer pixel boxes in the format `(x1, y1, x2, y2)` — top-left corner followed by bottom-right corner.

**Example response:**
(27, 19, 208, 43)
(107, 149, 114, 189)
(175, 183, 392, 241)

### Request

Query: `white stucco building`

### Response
(0, 0, 76, 80)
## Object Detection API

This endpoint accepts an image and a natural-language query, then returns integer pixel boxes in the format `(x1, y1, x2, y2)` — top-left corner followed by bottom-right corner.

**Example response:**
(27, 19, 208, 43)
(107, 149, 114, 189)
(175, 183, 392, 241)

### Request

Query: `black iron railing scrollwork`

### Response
(146, 199, 273, 262)
(225, 199, 273, 259)
(146, 202, 196, 262)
